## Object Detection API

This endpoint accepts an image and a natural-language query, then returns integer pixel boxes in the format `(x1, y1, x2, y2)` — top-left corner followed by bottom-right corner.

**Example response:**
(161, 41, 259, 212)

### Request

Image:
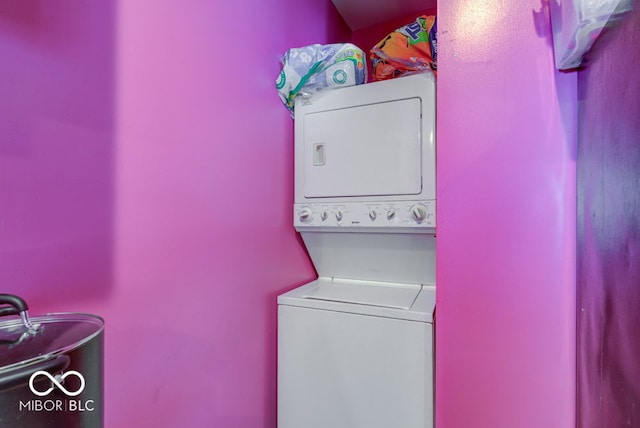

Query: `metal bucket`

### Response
(0, 294, 104, 428)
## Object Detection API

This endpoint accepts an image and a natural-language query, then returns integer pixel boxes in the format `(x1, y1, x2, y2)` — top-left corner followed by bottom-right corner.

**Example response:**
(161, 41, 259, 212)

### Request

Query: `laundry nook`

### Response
(1, 0, 638, 427)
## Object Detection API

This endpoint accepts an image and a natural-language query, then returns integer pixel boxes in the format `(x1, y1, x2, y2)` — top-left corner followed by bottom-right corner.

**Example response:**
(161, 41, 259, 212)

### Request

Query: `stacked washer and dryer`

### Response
(278, 73, 436, 428)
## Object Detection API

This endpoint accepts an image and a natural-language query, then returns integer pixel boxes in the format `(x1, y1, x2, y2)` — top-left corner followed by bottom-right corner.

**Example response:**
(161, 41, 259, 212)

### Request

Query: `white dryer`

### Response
(278, 73, 436, 428)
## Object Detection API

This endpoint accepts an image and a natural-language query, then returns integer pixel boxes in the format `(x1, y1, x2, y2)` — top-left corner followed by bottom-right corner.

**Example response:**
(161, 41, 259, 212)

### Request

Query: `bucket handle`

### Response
(0, 294, 37, 332)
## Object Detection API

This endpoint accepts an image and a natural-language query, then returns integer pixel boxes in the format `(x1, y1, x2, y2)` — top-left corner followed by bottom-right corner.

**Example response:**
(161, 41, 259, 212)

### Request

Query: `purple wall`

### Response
(1, 1, 349, 426)
(0, 1, 115, 304)
(577, 6, 640, 427)
(436, 0, 577, 426)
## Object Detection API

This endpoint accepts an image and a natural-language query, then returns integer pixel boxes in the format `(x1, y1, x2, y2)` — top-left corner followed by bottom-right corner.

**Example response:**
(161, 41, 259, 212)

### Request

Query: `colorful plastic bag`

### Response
(370, 15, 437, 81)
(276, 43, 367, 115)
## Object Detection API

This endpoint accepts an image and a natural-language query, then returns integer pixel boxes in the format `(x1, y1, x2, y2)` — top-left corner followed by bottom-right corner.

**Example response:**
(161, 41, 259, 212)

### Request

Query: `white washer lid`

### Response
(301, 278, 419, 309)
(278, 278, 435, 323)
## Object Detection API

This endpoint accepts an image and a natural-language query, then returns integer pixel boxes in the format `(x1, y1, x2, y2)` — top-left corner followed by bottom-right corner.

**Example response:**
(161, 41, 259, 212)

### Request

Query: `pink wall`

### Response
(104, 1, 348, 425)
(436, 1, 576, 427)
(577, 6, 640, 427)
(1, 0, 349, 426)
(2, 0, 581, 426)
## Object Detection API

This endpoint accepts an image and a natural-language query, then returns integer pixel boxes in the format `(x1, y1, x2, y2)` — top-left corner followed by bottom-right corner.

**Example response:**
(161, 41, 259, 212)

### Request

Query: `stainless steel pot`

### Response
(0, 294, 104, 428)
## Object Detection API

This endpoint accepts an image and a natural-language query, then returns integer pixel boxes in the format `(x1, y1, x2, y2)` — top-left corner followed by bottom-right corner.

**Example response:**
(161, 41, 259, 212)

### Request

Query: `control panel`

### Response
(294, 201, 436, 229)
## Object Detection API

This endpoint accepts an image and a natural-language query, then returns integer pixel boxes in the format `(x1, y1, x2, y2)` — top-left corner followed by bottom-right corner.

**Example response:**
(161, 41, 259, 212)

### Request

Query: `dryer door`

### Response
(302, 97, 422, 198)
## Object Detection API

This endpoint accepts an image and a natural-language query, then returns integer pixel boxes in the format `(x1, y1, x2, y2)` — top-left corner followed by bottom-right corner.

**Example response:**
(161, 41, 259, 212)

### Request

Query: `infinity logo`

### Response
(29, 371, 85, 397)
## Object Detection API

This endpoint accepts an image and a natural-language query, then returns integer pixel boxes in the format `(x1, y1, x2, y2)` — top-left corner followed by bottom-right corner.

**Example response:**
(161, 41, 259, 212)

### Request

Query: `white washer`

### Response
(279, 73, 436, 428)
(278, 279, 434, 428)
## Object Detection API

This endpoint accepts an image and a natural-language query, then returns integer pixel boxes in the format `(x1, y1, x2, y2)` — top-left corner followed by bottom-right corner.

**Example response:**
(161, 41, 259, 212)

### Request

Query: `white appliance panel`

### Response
(294, 72, 436, 207)
(303, 98, 422, 198)
(301, 232, 436, 285)
(278, 304, 433, 428)
(294, 200, 435, 230)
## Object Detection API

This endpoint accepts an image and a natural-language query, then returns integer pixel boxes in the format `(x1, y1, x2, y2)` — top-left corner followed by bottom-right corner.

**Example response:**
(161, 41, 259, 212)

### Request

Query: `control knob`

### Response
(369, 209, 377, 221)
(410, 204, 428, 224)
(299, 208, 313, 223)
(335, 210, 343, 221)
(320, 211, 328, 221)
(386, 209, 396, 220)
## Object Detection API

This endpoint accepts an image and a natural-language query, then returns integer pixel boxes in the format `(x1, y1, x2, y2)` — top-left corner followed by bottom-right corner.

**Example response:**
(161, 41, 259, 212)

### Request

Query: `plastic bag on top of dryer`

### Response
(276, 43, 367, 116)
(370, 15, 437, 81)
